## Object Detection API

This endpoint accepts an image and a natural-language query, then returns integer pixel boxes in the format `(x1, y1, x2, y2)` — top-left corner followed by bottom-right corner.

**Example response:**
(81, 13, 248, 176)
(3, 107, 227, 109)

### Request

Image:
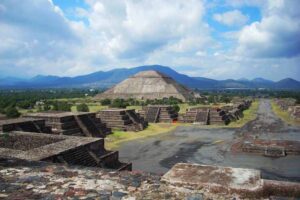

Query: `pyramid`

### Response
(95, 70, 196, 101)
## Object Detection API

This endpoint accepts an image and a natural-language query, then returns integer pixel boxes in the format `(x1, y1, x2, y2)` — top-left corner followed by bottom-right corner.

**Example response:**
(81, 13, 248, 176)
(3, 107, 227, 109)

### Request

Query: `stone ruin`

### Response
(1, 160, 299, 199)
(0, 118, 50, 133)
(138, 105, 178, 123)
(178, 107, 209, 124)
(274, 98, 300, 121)
(97, 109, 147, 131)
(240, 139, 300, 157)
(0, 115, 131, 170)
(289, 106, 300, 120)
(0, 131, 131, 171)
(94, 70, 197, 102)
(274, 98, 296, 111)
(24, 112, 111, 137)
(0, 114, 7, 120)
(178, 100, 252, 125)
(162, 163, 300, 198)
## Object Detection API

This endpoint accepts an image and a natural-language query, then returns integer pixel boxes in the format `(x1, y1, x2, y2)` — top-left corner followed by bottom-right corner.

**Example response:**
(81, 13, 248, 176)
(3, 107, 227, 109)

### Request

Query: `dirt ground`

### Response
(118, 99, 300, 181)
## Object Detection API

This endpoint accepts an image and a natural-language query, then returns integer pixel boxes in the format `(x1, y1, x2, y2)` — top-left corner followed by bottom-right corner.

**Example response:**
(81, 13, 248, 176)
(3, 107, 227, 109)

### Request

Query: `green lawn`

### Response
(271, 100, 300, 126)
(178, 103, 229, 113)
(71, 104, 109, 112)
(105, 123, 182, 150)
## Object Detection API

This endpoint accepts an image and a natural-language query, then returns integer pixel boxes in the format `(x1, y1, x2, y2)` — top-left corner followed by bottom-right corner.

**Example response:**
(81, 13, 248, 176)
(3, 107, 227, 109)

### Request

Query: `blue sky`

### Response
(0, 0, 299, 81)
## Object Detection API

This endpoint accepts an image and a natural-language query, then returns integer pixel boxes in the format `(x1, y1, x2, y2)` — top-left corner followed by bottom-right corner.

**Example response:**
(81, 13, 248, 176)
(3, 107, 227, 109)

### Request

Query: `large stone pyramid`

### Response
(95, 70, 196, 101)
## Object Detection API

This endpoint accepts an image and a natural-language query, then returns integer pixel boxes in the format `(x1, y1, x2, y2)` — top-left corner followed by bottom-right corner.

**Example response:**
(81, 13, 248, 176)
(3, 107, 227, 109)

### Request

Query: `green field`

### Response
(178, 103, 228, 113)
(105, 123, 183, 149)
(271, 100, 300, 126)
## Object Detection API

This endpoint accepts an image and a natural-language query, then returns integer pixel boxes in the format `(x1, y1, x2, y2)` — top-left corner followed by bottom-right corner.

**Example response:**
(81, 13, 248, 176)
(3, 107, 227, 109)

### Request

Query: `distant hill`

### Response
(0, 65, 299, 90)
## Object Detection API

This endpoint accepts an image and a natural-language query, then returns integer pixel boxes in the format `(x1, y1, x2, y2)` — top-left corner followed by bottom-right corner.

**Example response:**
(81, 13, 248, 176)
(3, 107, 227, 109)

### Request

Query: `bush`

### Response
(172, 104, 180, 113)
(5, 107, 21, 118)
(52, 101, 71, 111)
(77, 103, 89, 112)
(100, 98, 111, 106)
(17, 100, 33, 109)
(111, 98, 129, 108)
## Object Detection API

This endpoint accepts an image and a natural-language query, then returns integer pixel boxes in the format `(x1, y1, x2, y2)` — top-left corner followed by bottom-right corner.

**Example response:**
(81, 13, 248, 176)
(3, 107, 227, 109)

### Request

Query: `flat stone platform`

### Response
(162, 163, 300, 198)
(0, 131, 101, 161)
(0, 131, 131, 171)
(0, 160, 300, 199)
(162, 163, 262, 191)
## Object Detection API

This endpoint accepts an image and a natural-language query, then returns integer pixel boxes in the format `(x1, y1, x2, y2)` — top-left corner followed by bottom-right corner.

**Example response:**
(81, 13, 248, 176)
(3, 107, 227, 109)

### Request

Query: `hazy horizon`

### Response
(0, 0, 299, 80)
(0, 65, 299, 82)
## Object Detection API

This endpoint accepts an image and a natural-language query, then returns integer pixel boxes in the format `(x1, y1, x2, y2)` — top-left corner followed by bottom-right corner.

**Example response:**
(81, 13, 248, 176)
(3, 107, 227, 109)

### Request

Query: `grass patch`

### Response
(271, 100, 300, 126)
(126, 105, 142, 111)
(178, 103, 228, 114)
(105, 123, 182, 150)
(18, 108, 38, 114)
(227, 100, 259, 128)
(71, 105, 109, 112)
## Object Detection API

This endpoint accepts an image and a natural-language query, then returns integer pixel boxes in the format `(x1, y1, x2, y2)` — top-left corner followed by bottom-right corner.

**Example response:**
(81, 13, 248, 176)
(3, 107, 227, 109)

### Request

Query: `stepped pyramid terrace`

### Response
(95, 70, 197, 102)
(138, 105, 178, 123)
(97, 109, 147, 131)
(24, 112, 111, 137)
(0, 116, 131, 171)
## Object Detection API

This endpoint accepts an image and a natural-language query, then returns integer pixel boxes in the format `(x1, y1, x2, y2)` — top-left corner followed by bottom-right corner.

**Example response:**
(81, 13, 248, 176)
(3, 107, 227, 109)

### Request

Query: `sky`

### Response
(0, 0, 299, 81)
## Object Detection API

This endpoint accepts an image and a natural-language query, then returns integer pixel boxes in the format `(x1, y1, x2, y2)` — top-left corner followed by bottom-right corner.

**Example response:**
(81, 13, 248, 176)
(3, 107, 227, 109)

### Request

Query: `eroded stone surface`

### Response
(1, 159, 300, 199)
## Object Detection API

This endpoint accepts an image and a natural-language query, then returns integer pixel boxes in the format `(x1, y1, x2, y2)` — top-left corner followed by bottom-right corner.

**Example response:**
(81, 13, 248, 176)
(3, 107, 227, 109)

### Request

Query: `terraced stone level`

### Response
(0, 131, 131, 171)
(139, 105, 178, 123)
(24, 112, 111, 137)
(97, 109, 147, 131)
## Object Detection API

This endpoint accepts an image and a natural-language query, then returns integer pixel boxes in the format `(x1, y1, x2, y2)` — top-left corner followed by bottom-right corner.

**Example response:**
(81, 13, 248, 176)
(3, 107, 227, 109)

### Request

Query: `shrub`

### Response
(100, 98, 111, 106)
(52, 101, 71, 111)
(76, 103, 89, 112)
(5, 107, 21, 118)
(172, 104, 180, 113)
(111, 98, 129, 108)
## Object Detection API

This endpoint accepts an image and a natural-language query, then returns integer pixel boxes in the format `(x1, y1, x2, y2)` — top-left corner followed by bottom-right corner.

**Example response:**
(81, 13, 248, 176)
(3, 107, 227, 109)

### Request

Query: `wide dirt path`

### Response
(119, 99, 300, 181)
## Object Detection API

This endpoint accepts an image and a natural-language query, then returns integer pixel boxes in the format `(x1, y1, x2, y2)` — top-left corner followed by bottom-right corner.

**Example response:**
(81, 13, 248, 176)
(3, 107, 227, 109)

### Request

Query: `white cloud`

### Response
(0, 0, 216, 77)
(0, 0, 299, 81)
(213, 10, 249, 26)
(236, 0, 300, 58)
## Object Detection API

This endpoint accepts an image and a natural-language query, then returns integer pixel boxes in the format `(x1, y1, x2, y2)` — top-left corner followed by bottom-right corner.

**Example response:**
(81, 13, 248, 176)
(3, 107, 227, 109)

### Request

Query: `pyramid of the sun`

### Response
(95, 70, 196, 101)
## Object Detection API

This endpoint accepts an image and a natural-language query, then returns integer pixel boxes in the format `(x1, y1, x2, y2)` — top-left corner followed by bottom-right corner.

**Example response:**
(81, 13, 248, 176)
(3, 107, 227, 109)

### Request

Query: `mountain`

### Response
(0, 65, 299, 90)
(274, 78, 300, 90)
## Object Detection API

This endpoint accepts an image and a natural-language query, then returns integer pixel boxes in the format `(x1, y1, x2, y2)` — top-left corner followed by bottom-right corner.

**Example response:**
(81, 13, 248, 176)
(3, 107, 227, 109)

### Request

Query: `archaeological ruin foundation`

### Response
(0, 116, 131, 171)
(97, 109, 147, 131)
(0, 131, 131, 171)
(178, 100, 252, 125)
(24, 112, 111, 137)
(94, 70, 197, 101)
(138, 105, 178, 123)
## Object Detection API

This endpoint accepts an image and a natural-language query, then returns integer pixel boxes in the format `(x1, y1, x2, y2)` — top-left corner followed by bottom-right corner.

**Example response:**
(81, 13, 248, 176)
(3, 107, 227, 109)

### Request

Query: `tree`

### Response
(172, 104, 180, 113)
(5, 107, 21, 118)
(208, 95, 215, 104)
(111, 98, 128, 108)
(43, 102, 51, 111)
(52, 101, 71, 111)
(77, 103, 89, 112)
(100, 98, 111, 106)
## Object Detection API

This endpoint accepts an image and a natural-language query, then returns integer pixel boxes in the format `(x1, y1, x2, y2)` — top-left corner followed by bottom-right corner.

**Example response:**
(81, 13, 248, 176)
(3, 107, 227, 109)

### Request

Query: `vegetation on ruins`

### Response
(76, 103, 90, 112)
(5, 106, 21, 118)
(271, 100, 300, 126)
(52, 101, 72, 112)
(227, 100, 259, 128)
(100, 98, 111, 106)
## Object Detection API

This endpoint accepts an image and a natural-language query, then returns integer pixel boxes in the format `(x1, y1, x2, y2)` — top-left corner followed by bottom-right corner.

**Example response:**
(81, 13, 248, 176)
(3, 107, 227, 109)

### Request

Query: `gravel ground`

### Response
(119, 99, 300, 181)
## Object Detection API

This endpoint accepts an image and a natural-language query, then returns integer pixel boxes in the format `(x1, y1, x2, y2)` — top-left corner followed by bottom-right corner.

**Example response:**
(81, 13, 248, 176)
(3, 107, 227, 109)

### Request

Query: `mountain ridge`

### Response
(0, 65, 299, 90)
